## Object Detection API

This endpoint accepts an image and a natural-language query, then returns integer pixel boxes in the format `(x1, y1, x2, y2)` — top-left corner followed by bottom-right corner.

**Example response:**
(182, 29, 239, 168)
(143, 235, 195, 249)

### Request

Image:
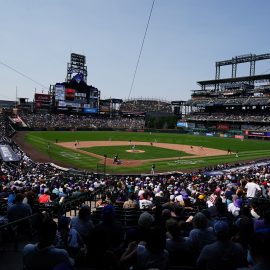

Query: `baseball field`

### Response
(17, 131, 270, 174)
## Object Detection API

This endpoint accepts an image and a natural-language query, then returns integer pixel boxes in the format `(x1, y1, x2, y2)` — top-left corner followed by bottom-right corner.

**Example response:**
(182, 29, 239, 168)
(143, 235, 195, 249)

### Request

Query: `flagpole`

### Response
(15, 86, 18, 108)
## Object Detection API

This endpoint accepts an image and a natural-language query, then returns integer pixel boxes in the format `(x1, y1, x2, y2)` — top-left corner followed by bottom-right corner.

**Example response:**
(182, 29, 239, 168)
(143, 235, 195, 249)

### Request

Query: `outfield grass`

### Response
(82, 145, 191, 160)
(25, 131, 270, 173)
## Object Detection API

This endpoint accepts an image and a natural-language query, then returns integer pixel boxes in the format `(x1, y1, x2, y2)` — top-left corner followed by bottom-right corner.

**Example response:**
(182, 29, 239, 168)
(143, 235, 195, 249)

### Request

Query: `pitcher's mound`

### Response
(126, 149, 145, 153)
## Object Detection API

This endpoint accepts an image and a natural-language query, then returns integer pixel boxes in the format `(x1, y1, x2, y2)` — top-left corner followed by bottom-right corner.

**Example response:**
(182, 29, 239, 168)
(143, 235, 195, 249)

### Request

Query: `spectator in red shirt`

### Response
(38, 189, 51, 204)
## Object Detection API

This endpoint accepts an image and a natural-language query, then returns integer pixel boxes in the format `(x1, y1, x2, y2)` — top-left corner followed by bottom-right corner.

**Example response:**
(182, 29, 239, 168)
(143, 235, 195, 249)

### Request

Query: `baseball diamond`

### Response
(14, 131, 270, 174)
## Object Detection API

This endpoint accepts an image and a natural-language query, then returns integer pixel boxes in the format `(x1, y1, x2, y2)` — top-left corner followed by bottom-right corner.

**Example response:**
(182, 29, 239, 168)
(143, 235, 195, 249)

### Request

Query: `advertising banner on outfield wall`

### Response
(177, 122, 188, 128)
(0, 144, 20, 162)
(247, 131, 270, 137)
(235, 135, 244, 140)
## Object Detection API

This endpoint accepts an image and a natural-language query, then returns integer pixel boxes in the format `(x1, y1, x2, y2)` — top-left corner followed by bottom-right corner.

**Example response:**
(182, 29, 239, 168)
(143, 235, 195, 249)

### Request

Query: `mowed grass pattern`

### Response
(82, 145, 192, 160)
(25, 131, 270, 173)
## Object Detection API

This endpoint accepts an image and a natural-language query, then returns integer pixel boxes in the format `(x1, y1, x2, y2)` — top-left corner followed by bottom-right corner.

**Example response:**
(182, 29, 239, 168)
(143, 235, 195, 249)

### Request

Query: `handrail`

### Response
(0, 213, 39, 230)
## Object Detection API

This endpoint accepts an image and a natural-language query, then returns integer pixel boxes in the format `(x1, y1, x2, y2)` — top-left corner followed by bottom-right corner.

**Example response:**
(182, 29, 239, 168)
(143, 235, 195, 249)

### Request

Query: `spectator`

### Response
(38, 189, 51, 204)
(120, 226, 168, 270)
(123, 192, 138, 209)
(95, 205, 124, 251)
(70, 204, 94, 240)
(139, 192, 153, 209)
(165, 218, 194, 266)
(197, 220, 246, 270)
(227, 194, 242, 217)
(82, 226, 119, 270)
(7, 193, 32, 222)
(254, 210, 270, 233)
(54, 216, 84, 258)
(245, 178, 261, 199)
(238, 232, 270, 270)
(189, 212, 216, 253)
(23, 218, 74, 270)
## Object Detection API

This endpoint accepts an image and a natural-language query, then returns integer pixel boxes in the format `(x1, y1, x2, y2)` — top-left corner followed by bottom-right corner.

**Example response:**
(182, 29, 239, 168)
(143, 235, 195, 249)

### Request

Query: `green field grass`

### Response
(24, 131, 270, 173)
(82, 145, 192, 160)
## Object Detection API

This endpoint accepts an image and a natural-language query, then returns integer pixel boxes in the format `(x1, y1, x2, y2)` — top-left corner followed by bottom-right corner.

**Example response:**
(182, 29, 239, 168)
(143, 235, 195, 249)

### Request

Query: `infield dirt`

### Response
(57, 141, 227, 167)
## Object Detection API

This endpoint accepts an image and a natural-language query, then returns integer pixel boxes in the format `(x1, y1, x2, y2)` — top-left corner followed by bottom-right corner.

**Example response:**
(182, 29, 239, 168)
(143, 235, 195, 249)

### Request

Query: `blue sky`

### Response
(1, 0, 270, 101)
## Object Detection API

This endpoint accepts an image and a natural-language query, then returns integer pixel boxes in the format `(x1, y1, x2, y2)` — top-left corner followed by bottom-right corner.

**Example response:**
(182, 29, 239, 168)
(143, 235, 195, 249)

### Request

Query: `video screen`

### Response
(55, 84, 98, 113)
(55, 84, 65, 101)
(65, 88, 76, 101)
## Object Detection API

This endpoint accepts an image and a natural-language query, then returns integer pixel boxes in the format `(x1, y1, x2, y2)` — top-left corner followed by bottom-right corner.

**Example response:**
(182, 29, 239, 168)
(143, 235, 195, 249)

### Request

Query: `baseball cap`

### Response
(214, 220, 229, 234)
(234, 199, 242, 208)
(138, 211, 154, 228)
(198, 194, 205, 200)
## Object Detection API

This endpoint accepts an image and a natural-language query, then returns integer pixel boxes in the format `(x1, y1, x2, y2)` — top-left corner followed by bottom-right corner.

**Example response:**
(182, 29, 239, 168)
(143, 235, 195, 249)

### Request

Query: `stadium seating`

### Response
(2, 110, 270, 269)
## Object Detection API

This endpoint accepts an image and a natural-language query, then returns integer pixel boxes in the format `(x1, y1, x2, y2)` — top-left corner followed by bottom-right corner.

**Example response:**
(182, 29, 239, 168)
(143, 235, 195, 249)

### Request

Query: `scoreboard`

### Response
(34, 93, 51, 111)
(54, 83, 98, 113)
(51, 53, 99, 114)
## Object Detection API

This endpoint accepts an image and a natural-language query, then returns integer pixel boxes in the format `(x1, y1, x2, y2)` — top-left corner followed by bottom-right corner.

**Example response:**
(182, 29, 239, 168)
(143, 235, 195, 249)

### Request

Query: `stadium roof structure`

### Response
(197, 53, 270, 90)
(198, 74, 270, 89)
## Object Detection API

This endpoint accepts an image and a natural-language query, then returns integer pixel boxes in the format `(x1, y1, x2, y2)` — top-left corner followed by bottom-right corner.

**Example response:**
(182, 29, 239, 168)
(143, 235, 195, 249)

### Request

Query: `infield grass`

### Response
(82, 145, 192, 160)
(25, 131, 270, 173)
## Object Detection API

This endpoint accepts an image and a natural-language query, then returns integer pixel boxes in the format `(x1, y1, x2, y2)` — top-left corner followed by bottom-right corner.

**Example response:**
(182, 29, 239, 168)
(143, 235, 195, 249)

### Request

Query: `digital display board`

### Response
(55, 84, 65, 101)
(54, 81, 98, 114)
(34, 93, 51, 110)
(58, 101, 81, 108)
(65, 88, 76, 101)
(35, 94, 51, 102)
(84, 108, 98, 113)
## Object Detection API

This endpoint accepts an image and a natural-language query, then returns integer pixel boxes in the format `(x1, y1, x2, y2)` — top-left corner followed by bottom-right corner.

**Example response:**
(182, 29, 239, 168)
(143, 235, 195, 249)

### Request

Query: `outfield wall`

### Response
(13, 125, 243, 138)
(14, 126, 187, 134)
(15, 125, 270, 141)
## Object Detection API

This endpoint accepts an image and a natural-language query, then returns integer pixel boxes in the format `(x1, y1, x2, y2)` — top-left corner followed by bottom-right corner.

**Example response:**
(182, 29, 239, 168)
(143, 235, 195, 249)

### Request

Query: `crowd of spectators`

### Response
(20, 113, 145, 129)
(0, 113, 15, 142)
(185, 112, 270, 124)
(187, 96, 270, 107)
(247, 125, 270, 131)
(120, 99, 172, 113)
(11, 160, 270, 270)
(2, 112, 270, 269)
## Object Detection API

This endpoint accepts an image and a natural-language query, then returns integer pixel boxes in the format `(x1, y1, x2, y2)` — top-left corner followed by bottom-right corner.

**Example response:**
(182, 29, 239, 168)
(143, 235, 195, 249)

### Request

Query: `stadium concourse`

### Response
(1, 112, 270, 269)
